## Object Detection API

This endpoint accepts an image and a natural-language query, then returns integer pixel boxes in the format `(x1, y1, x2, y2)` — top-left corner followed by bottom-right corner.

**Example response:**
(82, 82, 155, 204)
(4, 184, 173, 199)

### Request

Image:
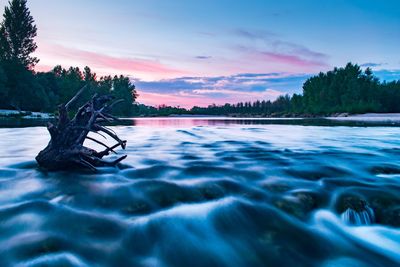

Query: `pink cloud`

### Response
(233, 29, 329, 71)
(35, 44, 186, 79)
(137, 91, 207, 108)
(259, 51, 326, 68)
(193, 88, 282, 97)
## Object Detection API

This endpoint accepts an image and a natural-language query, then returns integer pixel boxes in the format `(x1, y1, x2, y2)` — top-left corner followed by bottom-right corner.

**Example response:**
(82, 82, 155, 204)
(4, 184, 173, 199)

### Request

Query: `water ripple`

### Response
(0, 124, 399, 266)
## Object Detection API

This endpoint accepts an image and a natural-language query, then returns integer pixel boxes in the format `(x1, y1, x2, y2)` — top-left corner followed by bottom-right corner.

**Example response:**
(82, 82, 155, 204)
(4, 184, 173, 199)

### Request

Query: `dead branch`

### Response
(35, 87, 127, 171)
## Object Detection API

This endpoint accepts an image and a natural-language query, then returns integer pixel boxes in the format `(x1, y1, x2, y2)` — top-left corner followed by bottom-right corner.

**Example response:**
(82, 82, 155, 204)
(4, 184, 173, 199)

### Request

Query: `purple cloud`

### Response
(132, 72, 311, 107)
(195, 56, 212, 60)
(233, 28, 329, 69)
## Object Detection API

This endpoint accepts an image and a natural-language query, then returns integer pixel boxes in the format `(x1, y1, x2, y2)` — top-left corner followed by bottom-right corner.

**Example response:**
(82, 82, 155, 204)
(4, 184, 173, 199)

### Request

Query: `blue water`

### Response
(0, 119, 399, 266)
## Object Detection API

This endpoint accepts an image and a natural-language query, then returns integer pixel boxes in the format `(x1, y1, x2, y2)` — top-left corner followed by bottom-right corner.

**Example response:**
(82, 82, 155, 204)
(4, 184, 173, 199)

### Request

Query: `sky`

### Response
(0, 0, 399, 107)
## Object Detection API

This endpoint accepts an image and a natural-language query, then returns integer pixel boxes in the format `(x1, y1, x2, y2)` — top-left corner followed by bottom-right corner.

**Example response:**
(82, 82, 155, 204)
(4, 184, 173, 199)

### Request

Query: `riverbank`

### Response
(2, 116, 400, 129)
(326, 113, 400, 122)
(0, 109, 54, 119)
(164, 112, 400, 121)
(3, 108, 400, 125)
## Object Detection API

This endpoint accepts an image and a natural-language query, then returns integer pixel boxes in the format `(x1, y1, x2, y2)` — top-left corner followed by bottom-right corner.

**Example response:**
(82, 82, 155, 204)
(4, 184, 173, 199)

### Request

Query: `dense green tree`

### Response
(0, 64, 7, 107)
(0, 0, 38, 68)
(32, 65, 138, 115)
(0, 0, 141, 114)
(178, 63, 399, 117)
(0, 0, 41, 110)
(302, 63, 381, 114)
(106, 75, 137, 116)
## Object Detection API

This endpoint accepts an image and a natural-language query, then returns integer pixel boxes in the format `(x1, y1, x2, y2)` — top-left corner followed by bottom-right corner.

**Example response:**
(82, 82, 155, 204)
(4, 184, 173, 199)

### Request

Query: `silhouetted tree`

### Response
(34, 66, 138, 115)
(0, 0, 38, 68)
(0, 0, 41, 110)
(302, 63, 381, 114)
(180, 63, 399, 117)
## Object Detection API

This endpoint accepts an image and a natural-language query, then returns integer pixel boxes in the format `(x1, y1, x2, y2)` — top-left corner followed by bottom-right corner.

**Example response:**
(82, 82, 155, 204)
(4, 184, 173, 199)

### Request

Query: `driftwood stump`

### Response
(36, 86, 127, 171)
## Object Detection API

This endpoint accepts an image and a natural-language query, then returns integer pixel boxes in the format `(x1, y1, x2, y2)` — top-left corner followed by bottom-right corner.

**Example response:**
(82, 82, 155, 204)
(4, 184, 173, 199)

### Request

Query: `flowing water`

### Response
(0, 118, 399, 267)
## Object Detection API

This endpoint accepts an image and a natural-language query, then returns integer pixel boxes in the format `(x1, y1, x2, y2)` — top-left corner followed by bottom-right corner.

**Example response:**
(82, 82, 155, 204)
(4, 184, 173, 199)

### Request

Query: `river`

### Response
(0, 118, 399, 266)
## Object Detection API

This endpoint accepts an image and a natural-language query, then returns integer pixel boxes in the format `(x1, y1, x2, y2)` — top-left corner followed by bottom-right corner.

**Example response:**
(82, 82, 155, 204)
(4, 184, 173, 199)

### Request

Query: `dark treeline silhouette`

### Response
(0, 0, 137, 116)
(132, 104, 189, 117)
(186, 64, 400, 117)
(34, 66, 137, 116)
(134, 63, 400, 117)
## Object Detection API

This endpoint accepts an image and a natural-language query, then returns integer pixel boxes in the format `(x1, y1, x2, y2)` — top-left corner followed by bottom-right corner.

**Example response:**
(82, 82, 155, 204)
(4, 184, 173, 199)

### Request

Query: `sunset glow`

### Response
(1, 0, 397, 107)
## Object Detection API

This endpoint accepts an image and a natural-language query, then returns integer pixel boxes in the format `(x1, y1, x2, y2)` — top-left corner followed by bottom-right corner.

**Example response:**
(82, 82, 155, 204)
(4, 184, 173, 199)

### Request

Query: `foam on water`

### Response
(0, 121, 399, 266)
(341, 206, 375, 225)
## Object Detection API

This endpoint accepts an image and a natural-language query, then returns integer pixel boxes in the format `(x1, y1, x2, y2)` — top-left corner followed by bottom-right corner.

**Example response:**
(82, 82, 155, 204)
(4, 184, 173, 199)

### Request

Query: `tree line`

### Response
(133, 63, 400, 117)
(0, 0, 137, 116)
(187, 63, 400, 116)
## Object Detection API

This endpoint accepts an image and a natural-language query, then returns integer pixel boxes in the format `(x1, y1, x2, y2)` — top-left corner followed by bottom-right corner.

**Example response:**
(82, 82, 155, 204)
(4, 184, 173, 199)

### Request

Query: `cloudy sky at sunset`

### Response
(0, 0, 399, 107)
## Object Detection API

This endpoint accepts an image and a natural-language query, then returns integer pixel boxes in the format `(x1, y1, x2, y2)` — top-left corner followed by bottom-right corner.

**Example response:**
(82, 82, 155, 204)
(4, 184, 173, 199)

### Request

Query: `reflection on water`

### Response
(0, 119, 399, 266)
(130, 117, 305, 127)
(2, 116, 400, 128)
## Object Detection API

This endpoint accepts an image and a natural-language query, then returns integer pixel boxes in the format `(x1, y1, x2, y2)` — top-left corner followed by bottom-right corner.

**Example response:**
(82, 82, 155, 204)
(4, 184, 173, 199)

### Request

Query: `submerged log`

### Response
(36, 86, 127, 171)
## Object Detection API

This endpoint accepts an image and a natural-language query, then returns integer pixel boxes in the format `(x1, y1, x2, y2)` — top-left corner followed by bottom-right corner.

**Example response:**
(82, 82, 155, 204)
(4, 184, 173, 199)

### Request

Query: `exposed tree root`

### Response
(36, 86, 127, 171)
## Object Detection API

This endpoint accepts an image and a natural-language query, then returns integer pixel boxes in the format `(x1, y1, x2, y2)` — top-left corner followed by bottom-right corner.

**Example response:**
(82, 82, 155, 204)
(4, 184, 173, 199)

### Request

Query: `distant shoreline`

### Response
(164, 113, 400, 122)
(2, 109, 400, 123)
(0, 109, 54, 119)
(325, 113, 400, 122)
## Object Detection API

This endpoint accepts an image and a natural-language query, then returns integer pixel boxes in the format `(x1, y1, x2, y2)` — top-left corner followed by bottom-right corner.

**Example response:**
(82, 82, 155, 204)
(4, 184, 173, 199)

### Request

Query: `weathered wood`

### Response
(35, 87, 127, 171)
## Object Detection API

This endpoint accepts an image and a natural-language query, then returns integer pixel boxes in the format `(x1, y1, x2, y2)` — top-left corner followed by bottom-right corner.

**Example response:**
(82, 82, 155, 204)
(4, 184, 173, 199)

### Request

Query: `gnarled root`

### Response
(36, 86, 127, 171)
